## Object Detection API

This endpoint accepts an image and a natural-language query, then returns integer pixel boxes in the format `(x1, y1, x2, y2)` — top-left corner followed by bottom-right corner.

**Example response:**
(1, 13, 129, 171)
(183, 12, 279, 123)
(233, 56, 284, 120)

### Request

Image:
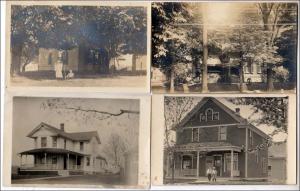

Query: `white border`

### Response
(2, 91, 151, 190)
(5, 1, 151, 94)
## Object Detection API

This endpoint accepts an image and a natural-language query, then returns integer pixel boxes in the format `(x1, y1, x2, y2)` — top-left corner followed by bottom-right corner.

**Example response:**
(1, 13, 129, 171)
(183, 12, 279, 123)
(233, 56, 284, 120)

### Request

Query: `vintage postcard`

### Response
(6, 1, 151, 92)
(151, 94, 297, 185)
(2, 93, 151, 189)
(151, 2, 298, 93)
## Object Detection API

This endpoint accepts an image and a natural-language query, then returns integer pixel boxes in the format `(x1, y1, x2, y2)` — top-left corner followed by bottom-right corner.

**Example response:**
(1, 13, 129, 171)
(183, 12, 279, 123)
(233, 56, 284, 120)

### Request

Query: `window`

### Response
(34, 138, 37, 148)
(213, 112, 219, 120)
(257, 63, 263, 74)
(199, 114, 206, 122)
(244, 62, 252, 74)
(200, 108, 219, 122)
(225, 153, 238, 172)
(52, 137, 57, 148)
(52, 157, 57, 164)
(41, 137, 47, 147)
(218, 126, 227, 141)
(206, 109, 213, 121)
(192, 128, 199, 142)
(80, 142, 84, 151)
(48, 53, 52, 65)
(182, 155, 192, 169)
(86, 157, 90, 166)
(249, 130, 253, 146)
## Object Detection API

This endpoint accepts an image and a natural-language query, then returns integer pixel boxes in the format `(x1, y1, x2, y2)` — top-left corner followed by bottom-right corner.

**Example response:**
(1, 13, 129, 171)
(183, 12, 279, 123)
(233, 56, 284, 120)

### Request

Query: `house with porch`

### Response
(25, 47, 147, 75)
(165, 97, 269, 180)
(18, 122, 107, 176)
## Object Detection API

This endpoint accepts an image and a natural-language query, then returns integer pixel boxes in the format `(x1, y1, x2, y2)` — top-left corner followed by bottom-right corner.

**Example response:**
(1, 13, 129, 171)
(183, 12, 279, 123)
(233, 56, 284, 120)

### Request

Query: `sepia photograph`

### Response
(151, 2, 298, 93)
(9, 96, 146, 188)
(7, 1, 149, 89)
(158, 96, 294, 185)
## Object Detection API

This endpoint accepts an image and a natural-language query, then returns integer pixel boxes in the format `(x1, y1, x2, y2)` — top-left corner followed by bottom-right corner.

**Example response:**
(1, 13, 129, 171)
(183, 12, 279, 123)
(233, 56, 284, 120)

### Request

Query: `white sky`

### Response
(12, 97, 140, 166)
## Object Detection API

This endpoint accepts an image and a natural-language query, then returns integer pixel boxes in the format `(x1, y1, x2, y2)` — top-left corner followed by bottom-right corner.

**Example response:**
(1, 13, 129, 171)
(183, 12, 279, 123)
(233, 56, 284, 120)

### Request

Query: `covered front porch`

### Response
(19, 148, 85, 171)
(165, 142, 243, 179)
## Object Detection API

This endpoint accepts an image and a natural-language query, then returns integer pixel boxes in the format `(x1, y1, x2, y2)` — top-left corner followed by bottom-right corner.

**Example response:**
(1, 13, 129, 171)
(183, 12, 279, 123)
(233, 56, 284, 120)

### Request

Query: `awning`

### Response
(19, 148, 85, 156)
(171, 142, 242, 152)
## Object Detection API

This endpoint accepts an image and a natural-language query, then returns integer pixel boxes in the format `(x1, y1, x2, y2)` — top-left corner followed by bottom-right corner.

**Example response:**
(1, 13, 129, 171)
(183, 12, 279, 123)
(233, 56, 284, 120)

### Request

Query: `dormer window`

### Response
(199, 108, 219, 122)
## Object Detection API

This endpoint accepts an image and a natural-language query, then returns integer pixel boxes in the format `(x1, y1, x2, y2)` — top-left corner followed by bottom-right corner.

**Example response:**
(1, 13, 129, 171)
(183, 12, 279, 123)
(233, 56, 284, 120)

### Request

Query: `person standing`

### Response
(212, 166, 217, 182)
(206, 166, 212, 181)
(55, 51, 64, 79)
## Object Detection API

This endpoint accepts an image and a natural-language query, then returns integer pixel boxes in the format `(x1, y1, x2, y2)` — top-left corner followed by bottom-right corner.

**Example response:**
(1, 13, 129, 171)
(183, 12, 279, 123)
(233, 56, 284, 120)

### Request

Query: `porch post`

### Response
(230, 149, 234, 178)
(196, 151, 200, 177)
(20, 154, 22, 167)
(75, 155, 78, 170)
(44, 153, 47, 169)
(245, 127, 248, 178)
(180, 155, 183, 171)
(67, 154, 70, 170)
(25, 155, 28, 165)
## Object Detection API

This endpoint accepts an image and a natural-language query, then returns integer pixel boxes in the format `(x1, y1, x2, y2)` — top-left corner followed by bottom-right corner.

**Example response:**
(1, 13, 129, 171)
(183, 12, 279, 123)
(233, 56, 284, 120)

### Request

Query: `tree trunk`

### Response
(262, 15, 271, 31)
(170, 68, 175, 93)
(201, 7, 208, 93)
(239, 63, 247, 92)
(267, 67, 274, 91)
(171, 153, 175, 183)
(11, 44, 23, 76)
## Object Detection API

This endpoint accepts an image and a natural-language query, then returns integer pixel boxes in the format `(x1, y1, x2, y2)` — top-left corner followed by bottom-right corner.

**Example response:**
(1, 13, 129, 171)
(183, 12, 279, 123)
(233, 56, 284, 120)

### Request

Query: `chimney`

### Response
(235, 108, 240, 115)
(60, 123, 65, 131)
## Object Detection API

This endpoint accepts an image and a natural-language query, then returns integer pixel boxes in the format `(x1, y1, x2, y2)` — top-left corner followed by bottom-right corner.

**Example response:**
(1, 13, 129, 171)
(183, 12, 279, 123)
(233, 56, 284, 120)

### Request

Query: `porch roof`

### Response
(19, 148, 85, 156)
(171, 142, 242, 152)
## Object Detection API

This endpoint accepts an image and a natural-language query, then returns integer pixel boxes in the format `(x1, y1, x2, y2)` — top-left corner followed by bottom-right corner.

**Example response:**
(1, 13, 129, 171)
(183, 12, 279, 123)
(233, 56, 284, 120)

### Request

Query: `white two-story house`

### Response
(19, 122, 107, 176)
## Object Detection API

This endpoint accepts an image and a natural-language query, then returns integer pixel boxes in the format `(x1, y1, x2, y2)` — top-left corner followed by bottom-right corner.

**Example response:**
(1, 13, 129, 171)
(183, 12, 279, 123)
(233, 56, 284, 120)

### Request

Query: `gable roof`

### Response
(173, 97, 269, 139)
(27, 122, 101, 144)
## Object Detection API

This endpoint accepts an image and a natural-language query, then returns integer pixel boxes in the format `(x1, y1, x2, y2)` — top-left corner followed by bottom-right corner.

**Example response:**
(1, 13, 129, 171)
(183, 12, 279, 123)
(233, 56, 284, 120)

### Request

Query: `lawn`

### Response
(11, 174, 126, 188)
(10, 75, 147, 88)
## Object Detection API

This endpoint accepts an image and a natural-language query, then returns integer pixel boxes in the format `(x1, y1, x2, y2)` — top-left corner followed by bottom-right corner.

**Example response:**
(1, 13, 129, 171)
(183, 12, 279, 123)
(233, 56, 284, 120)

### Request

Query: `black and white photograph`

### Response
(151, 2, 298, 93)
(7, 2, 149, 89)
(161, 96, 292, 185)
(10, 97, 144, 188)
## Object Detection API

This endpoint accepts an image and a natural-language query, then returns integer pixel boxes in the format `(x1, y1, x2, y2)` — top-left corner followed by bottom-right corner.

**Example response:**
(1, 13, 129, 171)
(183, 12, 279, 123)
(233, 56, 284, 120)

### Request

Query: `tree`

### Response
(11, 5, 147, 75)
(164, 96, 195, 182)
(257, 3, 297, 91)
(41, 98, 139, 122)
(152, 2, 195, 92)
(275, 3, 298, 84)
(225, 27, 266, 92)
(103, 133, 127, 168)
(227, 97, 288, 134)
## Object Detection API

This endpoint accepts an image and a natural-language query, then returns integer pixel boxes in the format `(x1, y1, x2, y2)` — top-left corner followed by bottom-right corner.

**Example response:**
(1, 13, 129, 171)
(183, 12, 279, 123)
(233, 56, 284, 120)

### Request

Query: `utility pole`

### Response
(201, 3, 209, 93)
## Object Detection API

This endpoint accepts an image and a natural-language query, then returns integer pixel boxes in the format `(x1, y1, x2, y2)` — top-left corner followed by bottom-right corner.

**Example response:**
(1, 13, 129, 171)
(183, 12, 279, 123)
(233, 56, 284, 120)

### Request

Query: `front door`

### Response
(63, 156, 67, 170)
(213, 155, 222, 176)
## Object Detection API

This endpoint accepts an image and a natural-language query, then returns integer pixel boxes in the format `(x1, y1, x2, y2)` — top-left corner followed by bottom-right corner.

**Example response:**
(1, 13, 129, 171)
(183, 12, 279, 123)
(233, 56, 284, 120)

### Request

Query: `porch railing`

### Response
(20, 164, 82, 170)
(173, 169, 197, 177)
